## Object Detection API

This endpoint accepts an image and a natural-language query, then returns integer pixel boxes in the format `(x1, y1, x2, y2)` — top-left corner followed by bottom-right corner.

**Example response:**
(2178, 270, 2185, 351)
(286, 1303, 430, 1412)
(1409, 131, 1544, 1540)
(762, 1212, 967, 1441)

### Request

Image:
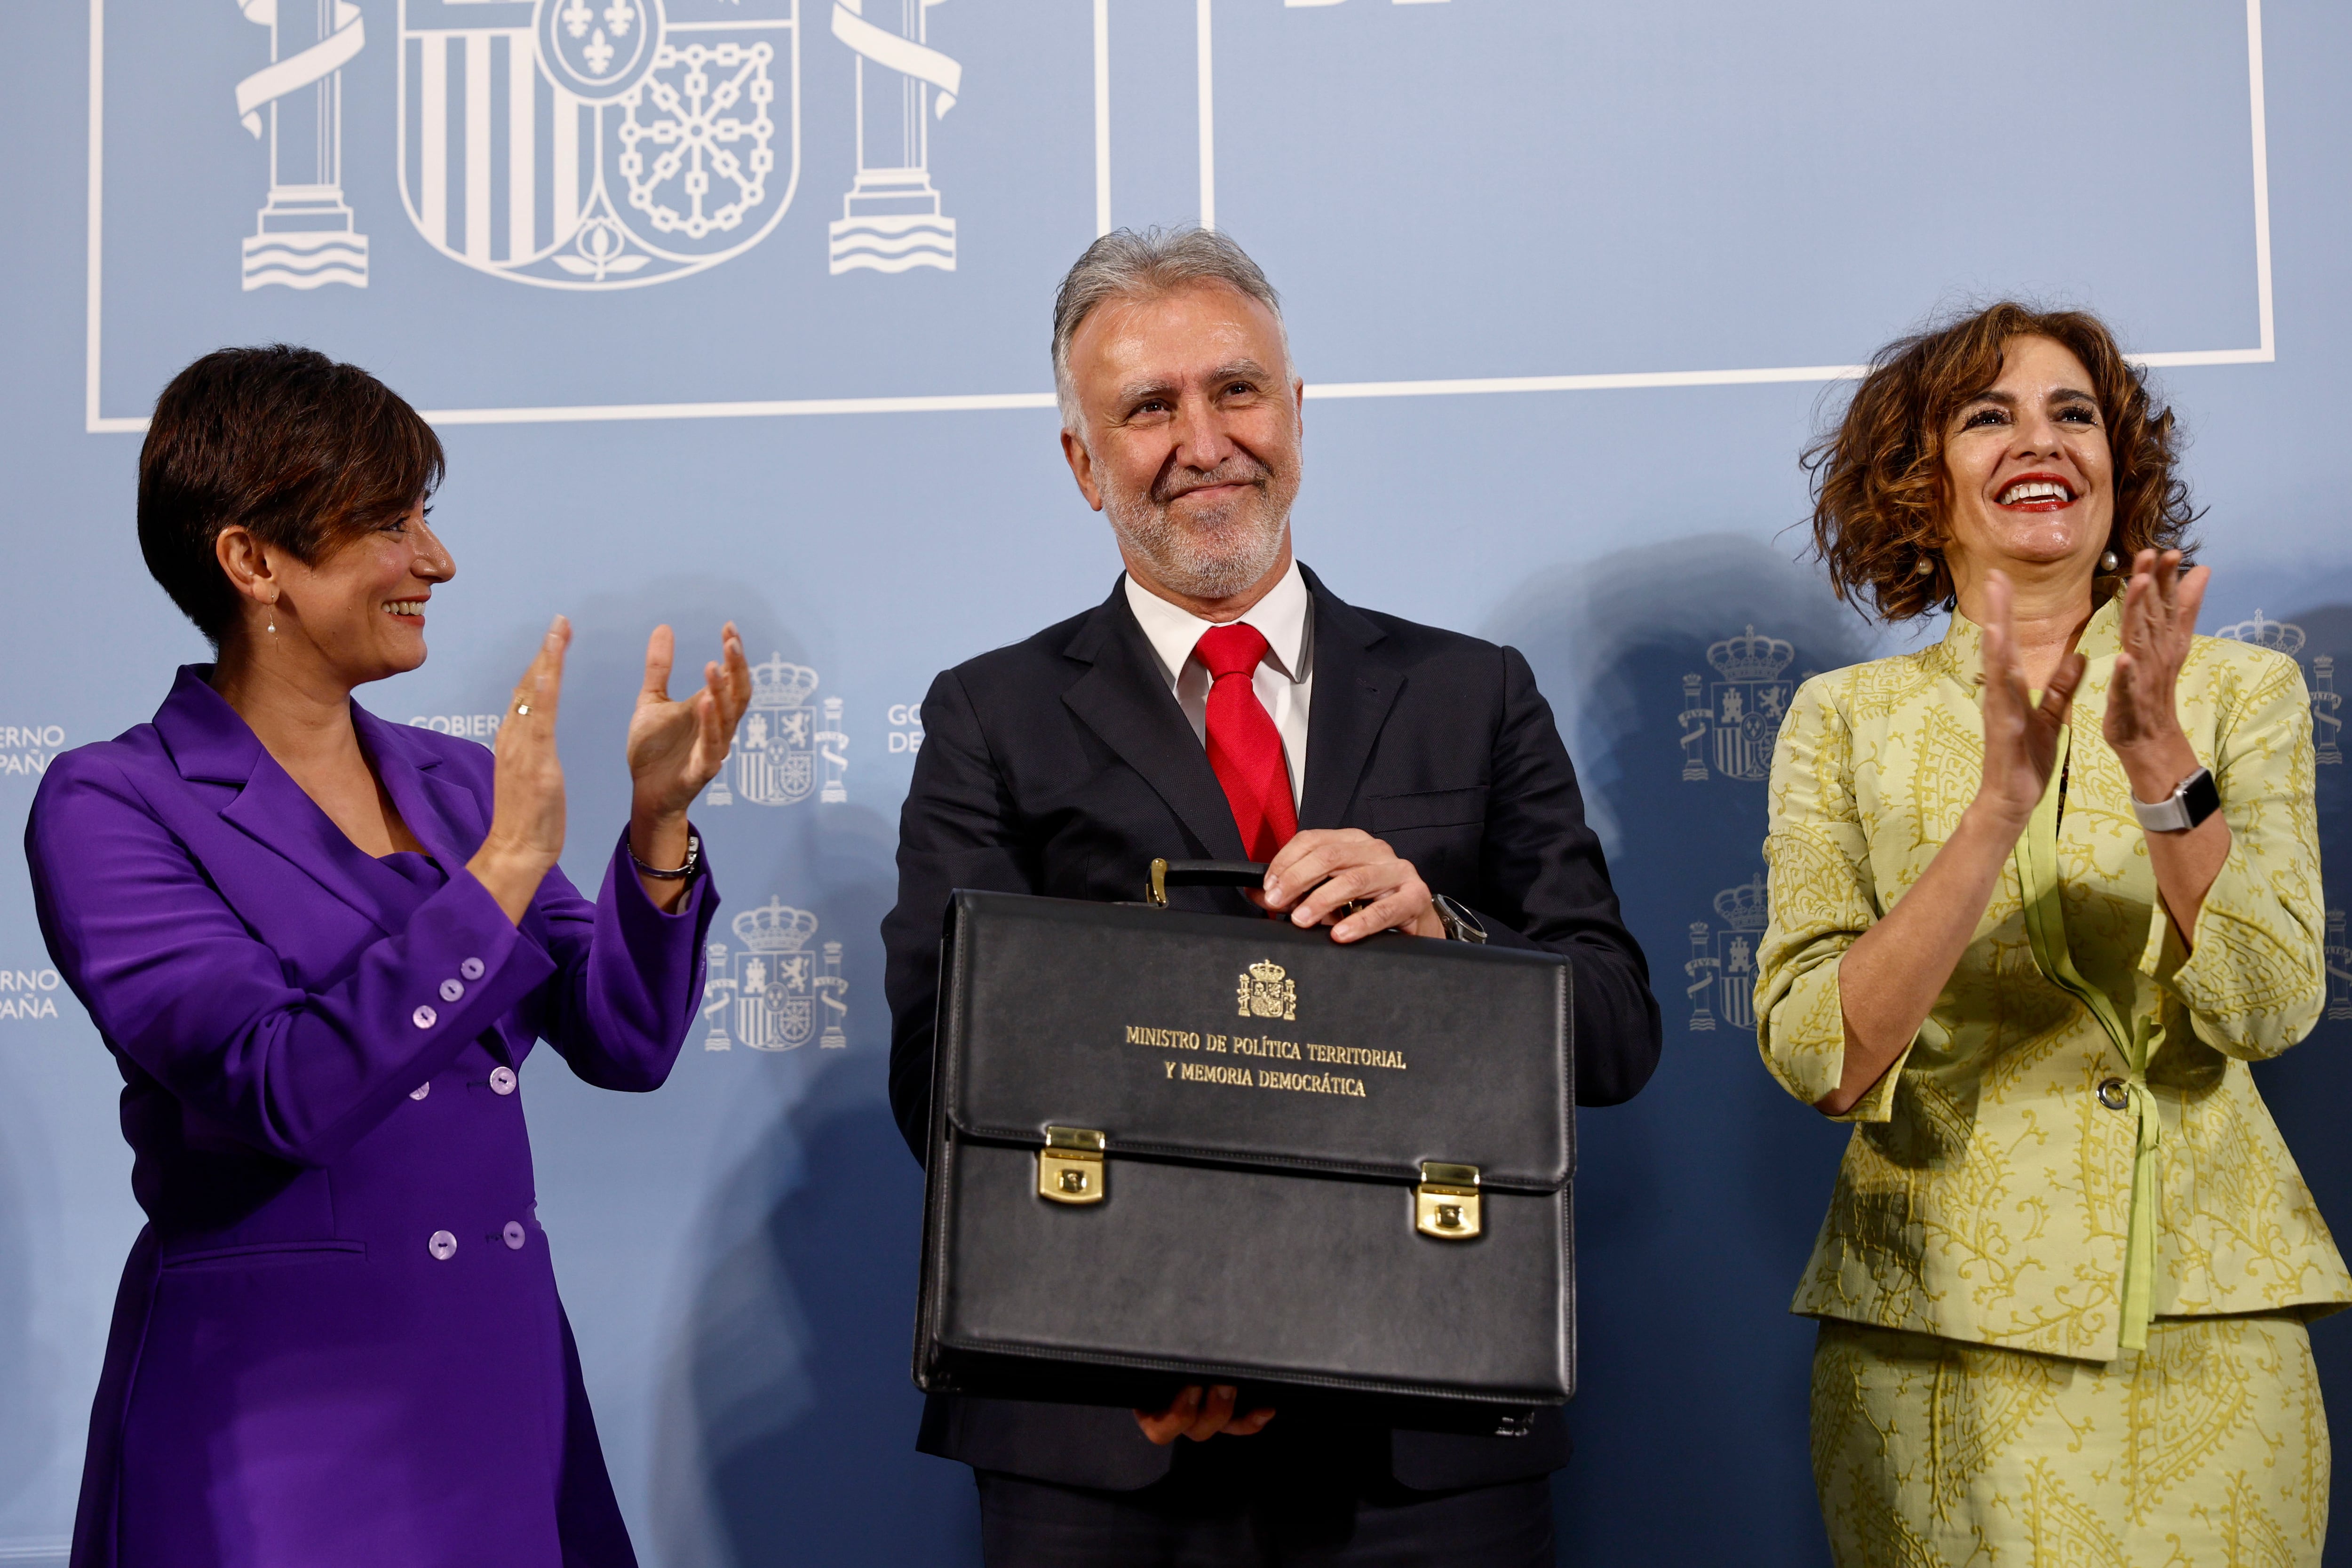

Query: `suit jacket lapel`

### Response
(354, 705, 487, 868)
(215, 754, 403, 936)
(1297, 567, 1406, 831)
(1060, 582, 1249, 861)
(152, 667, 448, 936)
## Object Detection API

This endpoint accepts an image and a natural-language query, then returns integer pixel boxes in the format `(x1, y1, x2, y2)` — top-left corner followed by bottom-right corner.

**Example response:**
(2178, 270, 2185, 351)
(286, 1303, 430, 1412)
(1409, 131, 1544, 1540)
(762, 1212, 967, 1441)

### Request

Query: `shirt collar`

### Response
(1122, 560, 1312, 686)
(1929, 590, 2125, 685)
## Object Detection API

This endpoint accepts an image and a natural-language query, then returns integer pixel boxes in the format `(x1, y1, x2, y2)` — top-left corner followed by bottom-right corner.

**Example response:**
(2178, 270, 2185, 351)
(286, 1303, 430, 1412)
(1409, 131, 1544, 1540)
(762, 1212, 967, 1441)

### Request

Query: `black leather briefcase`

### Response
(914, 862, 1574, 1433)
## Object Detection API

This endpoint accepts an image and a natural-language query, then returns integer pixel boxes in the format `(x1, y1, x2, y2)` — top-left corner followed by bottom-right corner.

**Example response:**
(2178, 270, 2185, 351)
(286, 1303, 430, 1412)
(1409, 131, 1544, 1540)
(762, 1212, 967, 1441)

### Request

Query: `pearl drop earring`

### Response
(1914, 557, 1936, 576)
(2099, 549, 2120, 573)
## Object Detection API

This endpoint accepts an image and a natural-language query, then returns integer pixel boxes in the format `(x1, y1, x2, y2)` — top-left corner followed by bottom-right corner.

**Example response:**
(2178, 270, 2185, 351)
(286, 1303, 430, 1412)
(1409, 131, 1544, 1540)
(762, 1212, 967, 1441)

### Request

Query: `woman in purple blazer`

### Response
(27, 346, 752, 1568)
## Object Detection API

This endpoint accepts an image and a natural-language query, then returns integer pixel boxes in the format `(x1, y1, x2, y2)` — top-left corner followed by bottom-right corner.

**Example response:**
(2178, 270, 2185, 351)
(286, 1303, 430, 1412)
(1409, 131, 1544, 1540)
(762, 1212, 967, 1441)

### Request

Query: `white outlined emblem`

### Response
(703, 898, 849, 1051)
(538, 0, 665, 101)
(1679, 628, 1795, 783)
(826, 0, 961, 272)
(395, 0, 800, 289)
(236, 0, 370, 288)
(2217, 611, 2340, 767)
(1685, 876, 1766, 1034)
(706, 654, 847, 807)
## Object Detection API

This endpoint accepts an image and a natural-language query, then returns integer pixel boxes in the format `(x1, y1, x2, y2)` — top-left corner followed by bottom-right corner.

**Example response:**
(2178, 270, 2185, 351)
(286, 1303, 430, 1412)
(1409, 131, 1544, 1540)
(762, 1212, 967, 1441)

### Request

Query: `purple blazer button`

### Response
(503, 1221, 527, 1250)
(409, 1082, 431, 1102)
(428, 1230, 457, 1261)
(412, 1005, 437, 1029)
(489, 1066, 517, 1096)
(439, 979, 465, 1003)
(460, 957, 485, 981)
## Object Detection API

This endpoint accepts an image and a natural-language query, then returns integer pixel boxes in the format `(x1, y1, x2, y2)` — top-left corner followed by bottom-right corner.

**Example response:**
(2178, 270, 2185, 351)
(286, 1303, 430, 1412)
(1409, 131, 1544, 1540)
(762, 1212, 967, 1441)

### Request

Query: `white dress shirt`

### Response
(1122, 561, 1313, 809)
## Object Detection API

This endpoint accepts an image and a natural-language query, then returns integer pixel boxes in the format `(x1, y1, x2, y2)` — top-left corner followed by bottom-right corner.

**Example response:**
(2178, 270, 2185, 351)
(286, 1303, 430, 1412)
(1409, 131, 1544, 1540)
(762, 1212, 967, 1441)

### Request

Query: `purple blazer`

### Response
(25, 668, 718, 1568)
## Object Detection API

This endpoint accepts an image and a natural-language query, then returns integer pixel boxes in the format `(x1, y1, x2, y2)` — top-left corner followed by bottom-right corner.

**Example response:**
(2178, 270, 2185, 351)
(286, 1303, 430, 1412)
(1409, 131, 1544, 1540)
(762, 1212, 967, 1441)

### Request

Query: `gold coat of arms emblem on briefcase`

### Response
(1237, 958, 1296, 1021)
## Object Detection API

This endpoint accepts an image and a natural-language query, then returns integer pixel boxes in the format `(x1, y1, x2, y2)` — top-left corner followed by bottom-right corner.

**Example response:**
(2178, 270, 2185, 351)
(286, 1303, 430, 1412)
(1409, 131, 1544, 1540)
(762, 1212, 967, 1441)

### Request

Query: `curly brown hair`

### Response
(1801, 302, 2197, 621)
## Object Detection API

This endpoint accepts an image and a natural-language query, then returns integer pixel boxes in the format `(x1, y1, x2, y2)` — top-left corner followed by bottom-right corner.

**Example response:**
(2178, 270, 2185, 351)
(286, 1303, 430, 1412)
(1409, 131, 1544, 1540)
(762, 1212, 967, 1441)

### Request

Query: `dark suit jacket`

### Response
(882, 565, 1661, 1493)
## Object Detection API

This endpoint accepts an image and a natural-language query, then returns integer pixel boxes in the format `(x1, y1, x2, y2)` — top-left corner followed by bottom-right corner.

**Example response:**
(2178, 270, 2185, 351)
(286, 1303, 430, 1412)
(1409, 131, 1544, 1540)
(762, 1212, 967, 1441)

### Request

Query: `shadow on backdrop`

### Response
(1492, 535, 1882, 1568)
(654, 1049, 978, 1568)
(486, 575, 979, 1565)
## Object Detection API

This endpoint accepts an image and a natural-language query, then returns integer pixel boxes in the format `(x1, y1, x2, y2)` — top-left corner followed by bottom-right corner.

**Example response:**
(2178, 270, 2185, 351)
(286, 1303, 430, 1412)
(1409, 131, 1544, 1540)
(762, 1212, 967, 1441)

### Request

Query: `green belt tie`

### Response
(2011, 722, 2164, 1353)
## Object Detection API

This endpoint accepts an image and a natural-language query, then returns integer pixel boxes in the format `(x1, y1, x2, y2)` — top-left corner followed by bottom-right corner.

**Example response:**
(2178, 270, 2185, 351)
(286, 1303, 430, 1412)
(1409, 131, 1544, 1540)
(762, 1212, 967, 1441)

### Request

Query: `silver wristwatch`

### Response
(1430, 894, 1487, 944)
(2130, 766, 2220, 834)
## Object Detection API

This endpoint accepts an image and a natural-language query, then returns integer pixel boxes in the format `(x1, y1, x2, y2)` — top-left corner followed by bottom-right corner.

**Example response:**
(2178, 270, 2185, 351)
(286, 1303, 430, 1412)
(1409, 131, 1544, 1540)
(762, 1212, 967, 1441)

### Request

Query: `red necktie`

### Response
(1193, 622, 1298, 862)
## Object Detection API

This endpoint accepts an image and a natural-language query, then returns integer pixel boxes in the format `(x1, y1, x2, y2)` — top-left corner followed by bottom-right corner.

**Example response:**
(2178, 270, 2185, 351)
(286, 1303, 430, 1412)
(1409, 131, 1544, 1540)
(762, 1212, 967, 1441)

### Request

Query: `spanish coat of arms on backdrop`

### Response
(702, 897, 849, 1051)
(1684, 875, 1765, 1035)
(1678, 626, 1796, 785)
(1670, 626, 1789, 1035)
(232, 0, 963, 290)
(705, 653, 848, 808)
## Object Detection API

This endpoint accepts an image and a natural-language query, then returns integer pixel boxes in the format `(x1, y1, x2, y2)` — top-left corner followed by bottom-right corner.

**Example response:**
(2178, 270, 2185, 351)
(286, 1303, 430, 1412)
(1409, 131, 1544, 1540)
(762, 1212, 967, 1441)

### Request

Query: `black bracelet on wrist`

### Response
(629, 832, 701, 881)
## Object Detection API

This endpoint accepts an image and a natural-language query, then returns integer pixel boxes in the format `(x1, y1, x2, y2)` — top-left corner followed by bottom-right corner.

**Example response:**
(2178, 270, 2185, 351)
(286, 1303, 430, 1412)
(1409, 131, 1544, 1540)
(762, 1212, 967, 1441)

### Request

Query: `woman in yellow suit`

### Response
(1757, 301, 2347, 1566)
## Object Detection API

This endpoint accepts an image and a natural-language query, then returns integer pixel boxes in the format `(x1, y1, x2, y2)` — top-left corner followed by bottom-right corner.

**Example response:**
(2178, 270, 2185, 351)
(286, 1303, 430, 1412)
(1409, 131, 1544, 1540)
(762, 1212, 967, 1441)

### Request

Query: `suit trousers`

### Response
(972, 1422, 1555, 1568)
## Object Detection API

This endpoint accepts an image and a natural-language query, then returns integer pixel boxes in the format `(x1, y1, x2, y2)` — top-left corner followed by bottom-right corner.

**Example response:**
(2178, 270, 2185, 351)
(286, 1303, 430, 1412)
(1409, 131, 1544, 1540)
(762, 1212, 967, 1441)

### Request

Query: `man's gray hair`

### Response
(1051, 227, 1289, 429)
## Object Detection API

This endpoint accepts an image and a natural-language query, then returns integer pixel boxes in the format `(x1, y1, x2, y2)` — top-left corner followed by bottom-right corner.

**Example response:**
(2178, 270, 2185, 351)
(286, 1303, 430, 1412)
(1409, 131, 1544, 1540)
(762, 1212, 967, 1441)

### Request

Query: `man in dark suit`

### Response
(882, 228, 1662, 1566)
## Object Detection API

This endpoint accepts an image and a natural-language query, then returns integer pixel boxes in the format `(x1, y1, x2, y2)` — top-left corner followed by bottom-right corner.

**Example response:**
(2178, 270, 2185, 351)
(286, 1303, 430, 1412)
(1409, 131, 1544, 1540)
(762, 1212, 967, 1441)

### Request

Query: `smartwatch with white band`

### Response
(2130, 766, 2220, 834)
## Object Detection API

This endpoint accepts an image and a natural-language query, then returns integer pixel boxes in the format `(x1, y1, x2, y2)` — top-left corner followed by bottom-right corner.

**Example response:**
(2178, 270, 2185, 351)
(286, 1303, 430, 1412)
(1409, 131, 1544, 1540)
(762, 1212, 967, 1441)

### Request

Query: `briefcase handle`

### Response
(1146, 858, 1268, 907)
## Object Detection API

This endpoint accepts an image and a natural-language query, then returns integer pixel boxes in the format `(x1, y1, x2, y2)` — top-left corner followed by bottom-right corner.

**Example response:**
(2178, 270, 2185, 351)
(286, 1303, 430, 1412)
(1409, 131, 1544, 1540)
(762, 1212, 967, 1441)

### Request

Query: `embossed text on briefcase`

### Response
(914, 870, 1574, 1430)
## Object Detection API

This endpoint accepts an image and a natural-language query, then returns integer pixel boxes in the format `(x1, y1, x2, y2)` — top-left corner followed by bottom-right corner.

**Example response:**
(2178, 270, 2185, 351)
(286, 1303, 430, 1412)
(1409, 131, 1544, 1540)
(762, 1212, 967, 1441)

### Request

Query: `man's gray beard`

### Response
(1101, 470, 1290, 601)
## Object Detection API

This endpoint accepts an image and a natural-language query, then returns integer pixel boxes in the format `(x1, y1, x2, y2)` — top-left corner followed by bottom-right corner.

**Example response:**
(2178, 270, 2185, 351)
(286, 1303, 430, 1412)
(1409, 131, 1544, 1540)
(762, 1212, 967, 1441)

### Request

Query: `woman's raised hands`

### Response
(2105, 549, 2208, 768)
(469, 615, 573, 923)
(2104, 550, 2230, 940)
(627, 621, 752, 822)
(1977, 570, 2086, 828)
(625, 622, 750, 907)
(465, 616, 750, 924)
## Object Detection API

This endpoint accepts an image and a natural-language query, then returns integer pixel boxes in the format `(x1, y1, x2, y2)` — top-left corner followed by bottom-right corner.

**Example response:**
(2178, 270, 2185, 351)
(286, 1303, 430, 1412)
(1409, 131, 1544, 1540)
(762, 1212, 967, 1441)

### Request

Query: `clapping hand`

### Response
(628, 621, 752, 820)
(2104, 549, 2227, 939)
(465, 617, 749, 923)
(2105, 549, 2208, 792)
(469, 616, 573, 923)
(1976, 570, 2085, 828)
(627, 622, 751, 905)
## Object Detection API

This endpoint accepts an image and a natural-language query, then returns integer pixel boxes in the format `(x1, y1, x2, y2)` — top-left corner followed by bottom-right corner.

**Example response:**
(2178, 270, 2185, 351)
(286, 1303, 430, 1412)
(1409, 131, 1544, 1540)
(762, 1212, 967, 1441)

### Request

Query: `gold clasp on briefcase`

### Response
(1038, 1126, 1107, 1205)
(1415, 1162, 1482, 1240)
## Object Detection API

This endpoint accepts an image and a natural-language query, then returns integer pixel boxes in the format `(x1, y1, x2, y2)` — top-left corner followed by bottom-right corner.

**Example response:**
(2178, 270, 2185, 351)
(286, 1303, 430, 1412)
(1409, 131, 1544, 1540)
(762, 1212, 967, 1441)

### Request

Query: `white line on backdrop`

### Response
(82, 0, 2276, 433)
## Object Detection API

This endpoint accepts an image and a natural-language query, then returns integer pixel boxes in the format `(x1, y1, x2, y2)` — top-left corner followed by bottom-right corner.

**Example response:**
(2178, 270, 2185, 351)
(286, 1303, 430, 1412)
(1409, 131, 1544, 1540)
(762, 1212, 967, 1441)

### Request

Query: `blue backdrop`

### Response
(4, 1, 2349, 1562)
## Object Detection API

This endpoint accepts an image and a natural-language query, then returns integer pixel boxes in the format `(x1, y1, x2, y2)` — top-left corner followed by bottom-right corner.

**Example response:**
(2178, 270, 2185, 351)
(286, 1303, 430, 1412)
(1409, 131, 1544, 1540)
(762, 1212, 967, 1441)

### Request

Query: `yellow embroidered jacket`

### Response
(1756, 598, 2347, 1362)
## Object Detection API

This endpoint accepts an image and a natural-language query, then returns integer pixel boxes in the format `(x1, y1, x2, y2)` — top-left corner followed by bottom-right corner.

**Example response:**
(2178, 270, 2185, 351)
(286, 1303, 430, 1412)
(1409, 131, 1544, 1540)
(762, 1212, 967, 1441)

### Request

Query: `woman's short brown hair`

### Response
(1801, 302, 2197, 621)
(138, 344, 445, 646)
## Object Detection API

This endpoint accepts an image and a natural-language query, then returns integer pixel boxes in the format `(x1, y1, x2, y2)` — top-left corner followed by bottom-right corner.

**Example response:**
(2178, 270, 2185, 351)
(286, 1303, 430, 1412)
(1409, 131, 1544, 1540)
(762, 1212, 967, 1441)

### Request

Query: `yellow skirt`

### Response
(1811, 1316, 2328, 1568)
